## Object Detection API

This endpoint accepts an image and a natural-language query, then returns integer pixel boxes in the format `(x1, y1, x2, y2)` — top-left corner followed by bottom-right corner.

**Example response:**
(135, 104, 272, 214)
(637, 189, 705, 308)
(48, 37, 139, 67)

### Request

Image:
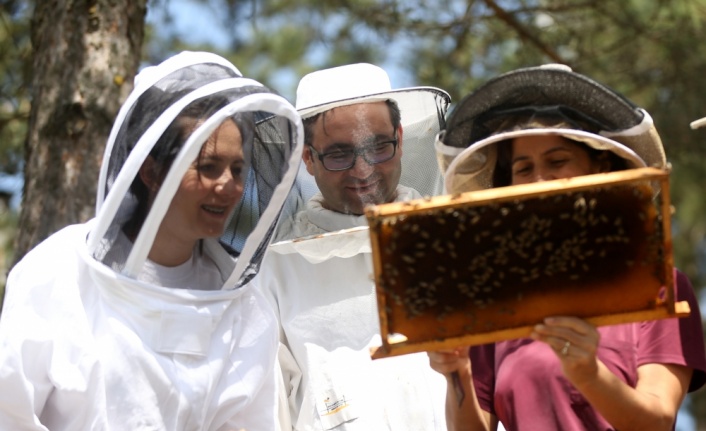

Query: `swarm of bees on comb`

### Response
(366, 168, 675, 355)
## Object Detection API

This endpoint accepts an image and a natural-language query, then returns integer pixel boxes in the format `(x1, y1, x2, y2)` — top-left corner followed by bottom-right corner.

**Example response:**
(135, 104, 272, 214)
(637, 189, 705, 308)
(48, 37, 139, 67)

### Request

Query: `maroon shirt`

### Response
(471, 269, 706, 431)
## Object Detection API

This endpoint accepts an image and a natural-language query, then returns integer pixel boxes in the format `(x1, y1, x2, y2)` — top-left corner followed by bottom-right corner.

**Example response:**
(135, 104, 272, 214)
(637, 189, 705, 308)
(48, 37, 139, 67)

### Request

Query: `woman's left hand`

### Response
(530, 316, 601, 387)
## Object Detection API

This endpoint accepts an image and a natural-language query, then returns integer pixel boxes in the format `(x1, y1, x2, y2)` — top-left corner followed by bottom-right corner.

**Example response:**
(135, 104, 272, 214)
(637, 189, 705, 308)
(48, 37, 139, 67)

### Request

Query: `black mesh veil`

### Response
(442, 65, 644, 149)
(87, 52, 303, 289)
(436, 64, 666, 193)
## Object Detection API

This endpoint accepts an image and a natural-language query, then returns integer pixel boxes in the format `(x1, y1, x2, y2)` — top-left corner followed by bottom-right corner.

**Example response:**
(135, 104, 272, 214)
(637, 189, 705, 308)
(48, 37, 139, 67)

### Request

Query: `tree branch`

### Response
(482, 0, 568, 66)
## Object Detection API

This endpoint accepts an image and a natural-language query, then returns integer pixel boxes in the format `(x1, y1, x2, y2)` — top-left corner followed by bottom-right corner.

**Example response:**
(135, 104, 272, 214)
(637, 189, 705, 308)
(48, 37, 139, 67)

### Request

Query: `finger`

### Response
(427, 351, 459, 366)
(454, 346, 470, 359)
(557, 338, 574, 357)
(537, 329, 595, 354)
(542, 316, 595, 335)
(533, 321, 598, 347)
(433, 351, 469, 364)
(427, 350, 470, 373)
(534, 334, 566, 353)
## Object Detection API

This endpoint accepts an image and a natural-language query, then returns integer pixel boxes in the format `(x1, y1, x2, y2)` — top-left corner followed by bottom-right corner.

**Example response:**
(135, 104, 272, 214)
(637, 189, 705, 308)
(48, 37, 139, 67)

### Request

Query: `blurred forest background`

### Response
(1, 0, 706, 427)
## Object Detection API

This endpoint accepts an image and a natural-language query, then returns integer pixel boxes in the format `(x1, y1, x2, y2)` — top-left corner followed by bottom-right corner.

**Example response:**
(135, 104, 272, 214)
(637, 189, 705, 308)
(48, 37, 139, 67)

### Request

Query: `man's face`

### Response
(303, 102, 403, 215)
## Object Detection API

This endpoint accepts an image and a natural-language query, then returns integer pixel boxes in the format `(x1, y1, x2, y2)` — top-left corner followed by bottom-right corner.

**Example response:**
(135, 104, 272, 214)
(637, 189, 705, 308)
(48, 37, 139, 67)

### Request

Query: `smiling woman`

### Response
(120, 98, 249, 269)
(174, 119, 245, 238)
(0, 51, 304, 430)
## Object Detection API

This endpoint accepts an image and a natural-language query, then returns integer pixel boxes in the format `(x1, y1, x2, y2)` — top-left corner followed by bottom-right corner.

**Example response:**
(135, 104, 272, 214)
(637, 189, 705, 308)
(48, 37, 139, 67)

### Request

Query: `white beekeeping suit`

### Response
(257, 63, 452, 430)
(0, 51, 303, 431)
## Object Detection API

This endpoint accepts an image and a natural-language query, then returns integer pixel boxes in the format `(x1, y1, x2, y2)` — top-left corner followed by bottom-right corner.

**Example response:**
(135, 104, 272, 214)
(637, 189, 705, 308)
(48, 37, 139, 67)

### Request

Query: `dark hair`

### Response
(492, 140, 514, 188)
(303, 99, 401, 146)
(492, 137, 629, 188)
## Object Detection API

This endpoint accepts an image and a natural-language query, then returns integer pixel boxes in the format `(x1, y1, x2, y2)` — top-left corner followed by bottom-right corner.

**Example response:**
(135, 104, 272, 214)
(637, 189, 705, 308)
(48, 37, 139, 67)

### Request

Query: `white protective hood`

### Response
(0, 51, 303, 431)
(90, 50, 303, 289)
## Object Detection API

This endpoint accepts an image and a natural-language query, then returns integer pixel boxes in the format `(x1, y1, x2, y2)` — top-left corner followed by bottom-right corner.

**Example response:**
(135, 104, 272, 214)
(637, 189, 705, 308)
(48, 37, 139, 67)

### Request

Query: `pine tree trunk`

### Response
(13, 0, 147, 265)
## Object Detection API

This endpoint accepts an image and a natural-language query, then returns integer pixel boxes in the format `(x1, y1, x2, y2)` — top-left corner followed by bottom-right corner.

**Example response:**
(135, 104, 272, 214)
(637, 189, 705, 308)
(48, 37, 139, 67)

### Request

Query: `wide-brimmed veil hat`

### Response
(289, 63, 451, 206)
(436, 64, 667, 194)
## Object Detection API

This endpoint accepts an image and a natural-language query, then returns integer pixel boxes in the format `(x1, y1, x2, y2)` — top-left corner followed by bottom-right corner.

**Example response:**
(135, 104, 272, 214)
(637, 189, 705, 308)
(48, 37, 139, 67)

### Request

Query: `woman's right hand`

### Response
(428, 347, 471, 376)
(428, 348, 497, 431)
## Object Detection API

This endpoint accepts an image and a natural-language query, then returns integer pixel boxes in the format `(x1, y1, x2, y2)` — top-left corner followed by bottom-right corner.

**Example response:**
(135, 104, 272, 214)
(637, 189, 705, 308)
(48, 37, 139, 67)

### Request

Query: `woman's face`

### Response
(510, 135, 605, 185)
(161, 119, 245, 247)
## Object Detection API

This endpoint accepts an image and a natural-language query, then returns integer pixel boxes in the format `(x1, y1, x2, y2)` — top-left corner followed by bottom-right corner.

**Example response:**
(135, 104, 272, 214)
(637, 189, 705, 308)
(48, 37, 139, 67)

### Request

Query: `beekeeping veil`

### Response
(275, 63, 450, 245)
(436, 64, 666, 194)
(88, 51, 303, 289)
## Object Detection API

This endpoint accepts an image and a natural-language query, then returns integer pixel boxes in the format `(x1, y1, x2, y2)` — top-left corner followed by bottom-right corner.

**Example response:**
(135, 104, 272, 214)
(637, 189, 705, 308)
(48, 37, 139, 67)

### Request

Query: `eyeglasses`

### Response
(309, 132, 398, 171)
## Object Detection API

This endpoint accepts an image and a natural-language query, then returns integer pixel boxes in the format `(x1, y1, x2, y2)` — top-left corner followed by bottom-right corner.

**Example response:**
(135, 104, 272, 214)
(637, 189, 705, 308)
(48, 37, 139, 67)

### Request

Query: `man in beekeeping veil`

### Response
(258, 63, 452, 430)
(0, 51, 303, 431)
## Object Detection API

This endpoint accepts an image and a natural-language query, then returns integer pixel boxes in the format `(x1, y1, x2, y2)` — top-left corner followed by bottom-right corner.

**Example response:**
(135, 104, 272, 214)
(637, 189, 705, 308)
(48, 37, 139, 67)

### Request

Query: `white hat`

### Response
(295, 63, 449, 125)
(436, 64, 667, 194)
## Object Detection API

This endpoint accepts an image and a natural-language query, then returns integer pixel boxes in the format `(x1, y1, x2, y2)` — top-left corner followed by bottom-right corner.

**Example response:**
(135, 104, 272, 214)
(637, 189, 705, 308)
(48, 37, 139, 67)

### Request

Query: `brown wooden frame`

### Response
(365, 167, 689, 359)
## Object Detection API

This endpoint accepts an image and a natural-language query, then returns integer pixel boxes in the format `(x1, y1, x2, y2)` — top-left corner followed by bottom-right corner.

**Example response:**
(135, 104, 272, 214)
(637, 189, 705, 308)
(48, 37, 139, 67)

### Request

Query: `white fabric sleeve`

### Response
(0, 266, 53, 430)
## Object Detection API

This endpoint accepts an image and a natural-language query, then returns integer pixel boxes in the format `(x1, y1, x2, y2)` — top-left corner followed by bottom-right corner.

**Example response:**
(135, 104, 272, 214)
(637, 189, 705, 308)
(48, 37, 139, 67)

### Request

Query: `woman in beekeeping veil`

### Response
(0, 51, 303, 431)
(429, 64, 706, 431)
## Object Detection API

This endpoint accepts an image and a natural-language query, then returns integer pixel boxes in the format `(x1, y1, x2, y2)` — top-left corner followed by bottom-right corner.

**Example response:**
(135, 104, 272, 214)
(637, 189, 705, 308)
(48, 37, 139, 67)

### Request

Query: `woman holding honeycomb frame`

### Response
(429, 64, 706, 431)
